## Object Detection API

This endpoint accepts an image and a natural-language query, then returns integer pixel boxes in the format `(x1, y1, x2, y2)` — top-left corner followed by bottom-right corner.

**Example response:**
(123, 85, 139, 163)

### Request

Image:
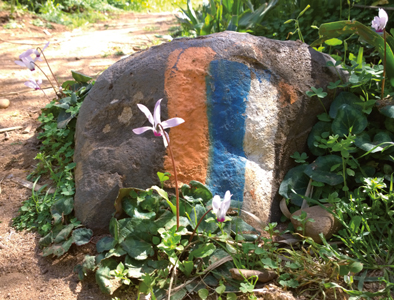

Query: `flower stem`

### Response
(188, 208, 213, 244)
(40, 87, 50, 100)
(382, 30, 387, 100)
(33, 62, 58, 96)
(37, 47, 60, 88)
(158, 123, 180, 230)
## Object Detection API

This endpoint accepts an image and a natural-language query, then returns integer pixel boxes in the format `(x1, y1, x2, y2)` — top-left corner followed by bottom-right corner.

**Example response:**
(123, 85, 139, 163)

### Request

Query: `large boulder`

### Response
(74, 31, 342, 232)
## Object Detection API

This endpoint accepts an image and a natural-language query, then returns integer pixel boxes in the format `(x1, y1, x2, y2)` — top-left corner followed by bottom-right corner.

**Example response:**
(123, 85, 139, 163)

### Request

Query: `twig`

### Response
(0, 173, 8, 195)
(353, 4, 394, 10)
(23, 124, 32, 134)
(0, 126, 23, 133)
(167, 265, 177, 300)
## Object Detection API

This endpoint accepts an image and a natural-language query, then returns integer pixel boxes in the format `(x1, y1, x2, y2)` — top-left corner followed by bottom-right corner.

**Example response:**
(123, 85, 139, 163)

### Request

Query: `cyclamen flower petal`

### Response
(133, 99, 185, 148)
(24, 78, 42, 90)
(19, 49, 34, 60)
(133, 126, 153, 135)
(15, 56, 36, 71)
(136, 103, 154, 125)
(212, 190, 232, 222)
(372, 8, 388, 32)
(35, 41, 50, 58)
(161, 118, 185, 129)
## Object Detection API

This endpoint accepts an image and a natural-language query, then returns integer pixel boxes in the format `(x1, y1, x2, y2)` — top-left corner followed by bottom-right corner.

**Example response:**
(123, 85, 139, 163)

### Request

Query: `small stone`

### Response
(0, 99, 10, 109)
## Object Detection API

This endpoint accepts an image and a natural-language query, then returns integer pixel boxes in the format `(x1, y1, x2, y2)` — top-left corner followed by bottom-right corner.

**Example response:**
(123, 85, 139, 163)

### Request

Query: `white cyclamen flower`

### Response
(132, 98, 185, 148)
(212, 190, 232, 222)
(372, 8, 388, 33)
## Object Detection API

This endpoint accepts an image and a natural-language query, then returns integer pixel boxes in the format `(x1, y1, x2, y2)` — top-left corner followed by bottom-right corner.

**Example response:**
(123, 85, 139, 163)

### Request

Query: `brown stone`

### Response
(0, 99, 10, 109)
(280, 199, 341, 243)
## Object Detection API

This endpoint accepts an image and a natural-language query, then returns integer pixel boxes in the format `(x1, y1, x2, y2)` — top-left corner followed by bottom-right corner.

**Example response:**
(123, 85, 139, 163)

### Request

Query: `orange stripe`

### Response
(164, 47, 216, 186)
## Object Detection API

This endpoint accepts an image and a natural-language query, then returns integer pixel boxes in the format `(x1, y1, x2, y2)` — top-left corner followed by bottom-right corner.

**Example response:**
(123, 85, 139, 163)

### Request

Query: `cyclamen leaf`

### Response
(72, 228, 93, 246)
(96, 236, 116, 253)
(95, 258, 122, 295)
(331, 104, 367, 136)
(121, 237, 154, 260)
(53, 224, 74, 244)
(304, 155, 343, 186)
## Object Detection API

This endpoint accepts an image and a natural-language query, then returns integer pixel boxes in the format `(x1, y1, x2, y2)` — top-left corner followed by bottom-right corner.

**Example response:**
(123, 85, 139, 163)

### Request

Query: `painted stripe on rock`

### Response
(164, 47, 216, 187)
(206, 60, 251, 201)
(242, 69, 279, 222)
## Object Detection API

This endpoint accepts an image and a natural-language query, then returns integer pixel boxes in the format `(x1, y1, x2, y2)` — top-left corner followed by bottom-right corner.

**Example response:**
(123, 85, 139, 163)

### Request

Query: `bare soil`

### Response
(0, 10, 176, 300)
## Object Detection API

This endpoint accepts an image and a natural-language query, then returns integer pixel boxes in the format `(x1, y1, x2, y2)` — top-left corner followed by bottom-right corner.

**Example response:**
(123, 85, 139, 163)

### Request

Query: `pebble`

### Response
(0, 98, 10, 109)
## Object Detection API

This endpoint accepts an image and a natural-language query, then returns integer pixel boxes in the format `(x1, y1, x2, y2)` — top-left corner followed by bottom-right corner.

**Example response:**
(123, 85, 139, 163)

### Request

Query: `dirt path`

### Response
(0, 11, 176, 300)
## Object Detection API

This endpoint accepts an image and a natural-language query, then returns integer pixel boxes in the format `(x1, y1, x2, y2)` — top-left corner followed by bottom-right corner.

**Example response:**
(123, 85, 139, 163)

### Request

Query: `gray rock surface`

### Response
(74, 31, 344, 232)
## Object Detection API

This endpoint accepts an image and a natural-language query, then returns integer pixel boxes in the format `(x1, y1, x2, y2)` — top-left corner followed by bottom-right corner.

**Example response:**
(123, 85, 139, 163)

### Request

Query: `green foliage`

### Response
(75, 182, 269, 296)
(13, 72, 94, 255)
(311, 19, 394, 88)
(279, 43, 394, 297)
(175, 0, 279, 37)
(157, 171, 170, 189)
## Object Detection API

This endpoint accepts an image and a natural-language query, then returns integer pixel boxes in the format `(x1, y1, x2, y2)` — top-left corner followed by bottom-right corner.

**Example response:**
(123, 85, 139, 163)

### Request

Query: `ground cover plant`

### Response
(7, 2, 394, 300)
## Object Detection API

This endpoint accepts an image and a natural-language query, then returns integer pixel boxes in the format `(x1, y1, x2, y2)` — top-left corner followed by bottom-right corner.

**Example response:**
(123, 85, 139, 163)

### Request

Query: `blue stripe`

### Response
(205, 60, 251, 201)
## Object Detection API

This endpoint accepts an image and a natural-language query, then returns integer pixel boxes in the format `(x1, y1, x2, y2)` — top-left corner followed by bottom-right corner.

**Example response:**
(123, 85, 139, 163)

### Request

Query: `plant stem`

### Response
(316, 96, 327, 114)
(158, 123, 180, 230)
(382, 30, 387, 100)
(188, 208, 213, 244)
(37, 47, 61, 89)
(33, 62, 58, 95)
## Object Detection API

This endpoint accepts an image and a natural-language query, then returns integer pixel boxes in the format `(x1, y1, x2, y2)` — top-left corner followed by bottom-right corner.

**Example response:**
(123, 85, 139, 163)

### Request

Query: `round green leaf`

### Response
(231, 216, 258, 234)
(43, 238, 73, 257)
(324, 38, 343, 46)
(181, 180, 213, 203)
(198, 288, 209, 299)
(349, 261, 363, 274)
(329, 92, 362, 119)
(96, 236, 116, 253)
(189, 204, 218, 233)
(51, 197, 74, 216)
(95, 258, 122, 294)
(386, 117, 394, 133)
(279, 165, 309, 206)
(121, 237, 154, 260)
(304, 155, 343, 185)
(331, 104, 367, 135)
(72, 228, 93, 246)
(379, 105, 394, 118)
(307, 121, 332, 156)
(355, 131, 393, 153)
(54, 224, 74, 244)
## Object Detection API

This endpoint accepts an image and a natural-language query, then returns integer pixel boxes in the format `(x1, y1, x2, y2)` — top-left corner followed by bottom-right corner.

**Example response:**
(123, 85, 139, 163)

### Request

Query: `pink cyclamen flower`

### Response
(212, 190, 232, 222)
(132, 98, 185, 147)
(19, 42, 50, 61)
(14, 56, 36, 71)
(24, 78, 42, 90)
(372, 8, 388, 33)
